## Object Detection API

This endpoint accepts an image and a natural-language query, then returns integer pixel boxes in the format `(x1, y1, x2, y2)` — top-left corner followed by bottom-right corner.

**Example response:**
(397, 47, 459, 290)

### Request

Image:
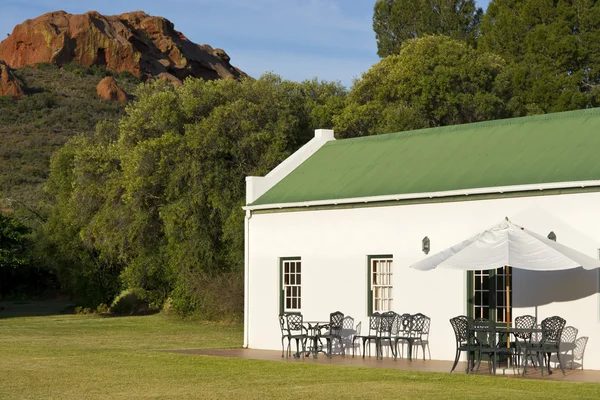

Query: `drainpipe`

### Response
(243, 209, 252, 348)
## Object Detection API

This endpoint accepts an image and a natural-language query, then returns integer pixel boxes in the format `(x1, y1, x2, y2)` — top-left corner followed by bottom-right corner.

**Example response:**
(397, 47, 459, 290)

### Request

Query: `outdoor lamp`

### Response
(548, 231, 556, 241)
(422, 236, 430, 254)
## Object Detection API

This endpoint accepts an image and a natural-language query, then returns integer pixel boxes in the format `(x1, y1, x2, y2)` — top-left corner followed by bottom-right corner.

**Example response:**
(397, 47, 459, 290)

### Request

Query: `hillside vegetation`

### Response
(0, 64, 140, 209)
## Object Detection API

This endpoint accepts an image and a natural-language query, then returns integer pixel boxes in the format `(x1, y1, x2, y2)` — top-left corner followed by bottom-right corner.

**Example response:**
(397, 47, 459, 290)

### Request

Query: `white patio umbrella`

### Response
(410, 218, 600, 272)
(410, 217, 600, 329)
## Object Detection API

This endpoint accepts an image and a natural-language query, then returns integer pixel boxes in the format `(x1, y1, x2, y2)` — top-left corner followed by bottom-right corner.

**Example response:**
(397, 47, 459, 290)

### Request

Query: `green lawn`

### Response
(0, 304, 599, 399)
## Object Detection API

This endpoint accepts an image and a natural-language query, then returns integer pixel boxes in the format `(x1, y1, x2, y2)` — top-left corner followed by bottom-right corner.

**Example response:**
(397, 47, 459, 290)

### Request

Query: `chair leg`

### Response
(450, 349, 460, 373)
(556, 352, 566, 376)
(339, 336, 345, 357)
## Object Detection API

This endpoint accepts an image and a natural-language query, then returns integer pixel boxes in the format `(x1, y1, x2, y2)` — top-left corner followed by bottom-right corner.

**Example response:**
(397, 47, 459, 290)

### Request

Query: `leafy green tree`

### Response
(373, 0, 483, 57)
(43, 75, 346, 313)
(0, 212, 30, 270)
(335, 36, 508, 138)
(479, 0, 600, 114)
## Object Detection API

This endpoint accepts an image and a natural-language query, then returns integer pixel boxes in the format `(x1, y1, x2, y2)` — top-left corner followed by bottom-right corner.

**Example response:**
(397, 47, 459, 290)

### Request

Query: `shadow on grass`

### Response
(0, 299, 75, 319)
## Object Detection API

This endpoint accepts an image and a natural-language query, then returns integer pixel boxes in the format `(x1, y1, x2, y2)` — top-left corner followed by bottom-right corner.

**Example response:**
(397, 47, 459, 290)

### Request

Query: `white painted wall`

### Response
(246, 191, 600, 370)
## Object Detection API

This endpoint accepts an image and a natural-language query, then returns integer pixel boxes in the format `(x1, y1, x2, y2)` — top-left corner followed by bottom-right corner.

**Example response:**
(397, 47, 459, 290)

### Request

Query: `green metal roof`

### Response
(251, 109, 600, 207)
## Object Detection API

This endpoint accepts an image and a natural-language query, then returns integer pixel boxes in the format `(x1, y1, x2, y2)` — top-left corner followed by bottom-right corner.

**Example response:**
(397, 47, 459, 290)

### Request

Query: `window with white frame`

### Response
(281, 258, 301, 312)
(369, 256, 393, 313)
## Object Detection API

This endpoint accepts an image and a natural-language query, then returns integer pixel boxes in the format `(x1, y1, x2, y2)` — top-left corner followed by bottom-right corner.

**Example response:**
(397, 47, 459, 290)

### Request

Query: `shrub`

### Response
(110, 289, 150, 315)
(169, 271, 243, 322)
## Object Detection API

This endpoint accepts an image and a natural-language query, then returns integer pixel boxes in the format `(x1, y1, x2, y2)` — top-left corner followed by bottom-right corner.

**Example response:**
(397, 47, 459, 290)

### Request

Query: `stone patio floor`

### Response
(169, 348, 600, 383)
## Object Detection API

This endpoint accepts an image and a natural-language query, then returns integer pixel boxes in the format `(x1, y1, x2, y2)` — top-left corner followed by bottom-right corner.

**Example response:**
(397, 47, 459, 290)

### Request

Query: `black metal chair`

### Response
(285, 313, 309, 358)
(376, 311, 397, 359)
(278, 314, 291, 357)
(320, 311, 345, 358)
(512, 314, 536, 370)
(353, 312, 380, 358)
(472, 318, 515, 375)
(449, 315, 479, 373)
(392, 313, 413, 360)
(523, 316, 566, 376)
(411, 313, 431, 361)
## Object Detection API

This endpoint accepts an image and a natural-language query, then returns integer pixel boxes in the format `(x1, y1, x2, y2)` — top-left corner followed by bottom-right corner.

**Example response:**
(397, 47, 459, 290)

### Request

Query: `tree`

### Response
(43, 75, 346, 313)
(373, 0, 483, 57)
(334, 36, 508, 138)
(479, 0, 600, 114)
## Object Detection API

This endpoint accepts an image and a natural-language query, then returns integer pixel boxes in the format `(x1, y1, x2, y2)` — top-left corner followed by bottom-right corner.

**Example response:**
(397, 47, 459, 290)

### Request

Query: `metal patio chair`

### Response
(523, 316, 566, 376)
(376, 311, 397, 359)
(558, 325, 578, 368)
(278, 314, 292, 357)
(472, 318, 515, 375)
(571, 336, 589, 370)
(449, 315, 479, 373)
(412, 313, 431, 361)
(285, 313, 309, 359)
(320, 311, 345, 358)
(353, 312, 380, 358)
(512, 314, 537, 370)
(392, 313, 413, 360)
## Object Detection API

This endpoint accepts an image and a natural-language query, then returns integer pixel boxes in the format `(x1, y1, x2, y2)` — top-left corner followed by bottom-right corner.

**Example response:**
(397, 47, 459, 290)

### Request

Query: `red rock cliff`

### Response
(0, 10, 246, 82)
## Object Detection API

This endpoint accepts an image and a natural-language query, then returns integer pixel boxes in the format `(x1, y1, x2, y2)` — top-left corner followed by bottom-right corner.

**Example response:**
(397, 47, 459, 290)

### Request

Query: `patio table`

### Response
(303, 321, 330, 358)
(468, 325, 542, 375)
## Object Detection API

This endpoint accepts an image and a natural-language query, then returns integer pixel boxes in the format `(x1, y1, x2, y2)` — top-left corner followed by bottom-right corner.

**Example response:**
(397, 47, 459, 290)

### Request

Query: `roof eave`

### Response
(243, 180, 600, 211)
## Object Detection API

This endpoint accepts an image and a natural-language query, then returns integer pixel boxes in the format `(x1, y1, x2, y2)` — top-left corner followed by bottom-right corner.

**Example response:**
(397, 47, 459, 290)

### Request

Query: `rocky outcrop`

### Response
(97, 76, 127, 102)
(0, 60, 24, 98)
(0, 10, 246, 82)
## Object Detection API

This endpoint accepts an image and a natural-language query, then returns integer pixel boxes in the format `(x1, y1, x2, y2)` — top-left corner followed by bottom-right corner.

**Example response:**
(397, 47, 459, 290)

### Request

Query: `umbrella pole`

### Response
(506, 266, 511, 346)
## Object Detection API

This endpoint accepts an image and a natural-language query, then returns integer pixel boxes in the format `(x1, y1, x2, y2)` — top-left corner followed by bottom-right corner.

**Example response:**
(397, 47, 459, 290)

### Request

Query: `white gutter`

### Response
(243, 209, 251, 348)
(243, 180, 600, 211)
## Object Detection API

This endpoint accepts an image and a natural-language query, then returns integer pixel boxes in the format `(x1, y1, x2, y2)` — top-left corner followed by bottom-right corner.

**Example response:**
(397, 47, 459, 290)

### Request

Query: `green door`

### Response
(467, 266, 512, 325)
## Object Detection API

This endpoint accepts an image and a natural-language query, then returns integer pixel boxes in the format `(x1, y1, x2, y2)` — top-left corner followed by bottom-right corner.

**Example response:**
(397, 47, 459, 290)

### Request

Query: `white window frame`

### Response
(369, 255, 393, 313)
(281, 258, 301, 312)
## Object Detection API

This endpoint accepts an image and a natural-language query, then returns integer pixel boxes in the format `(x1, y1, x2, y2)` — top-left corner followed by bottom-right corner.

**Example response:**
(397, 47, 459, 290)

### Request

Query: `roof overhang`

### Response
(243, 180, 600, 212)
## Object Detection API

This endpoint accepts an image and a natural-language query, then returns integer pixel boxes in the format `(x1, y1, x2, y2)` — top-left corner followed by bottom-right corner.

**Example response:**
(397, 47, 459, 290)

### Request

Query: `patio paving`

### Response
(169, 348, 600, 383)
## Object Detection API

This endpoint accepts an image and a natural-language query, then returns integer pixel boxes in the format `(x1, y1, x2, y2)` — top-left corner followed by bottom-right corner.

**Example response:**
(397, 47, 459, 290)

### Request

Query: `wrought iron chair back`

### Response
(368, 312, 381, 335)
(514, 314, 536, 340)
(572, 336, 589, 369)
(561, 325, 578, 346)
(286, 313, 305, 334)
(541, 316, 566, 346)
(450, 315, 470, 345)
(472, 318, 494, 347)
(329, 311, 344, 334)
(411, 313, 427, 337)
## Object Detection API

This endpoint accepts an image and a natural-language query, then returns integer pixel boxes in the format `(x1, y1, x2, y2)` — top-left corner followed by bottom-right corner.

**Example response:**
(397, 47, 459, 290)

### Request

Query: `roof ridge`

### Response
(332, 108, 600, 145)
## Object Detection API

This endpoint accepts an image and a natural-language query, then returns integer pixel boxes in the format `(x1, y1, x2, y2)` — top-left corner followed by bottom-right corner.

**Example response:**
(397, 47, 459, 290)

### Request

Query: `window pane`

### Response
(286, 298, 291, 309)
(290, 263, 295, 273)
(297, 274, 301, 285)
(297, 263, 301, 273)
(290, 274, 295, 285)
(285, 263, 289, 273)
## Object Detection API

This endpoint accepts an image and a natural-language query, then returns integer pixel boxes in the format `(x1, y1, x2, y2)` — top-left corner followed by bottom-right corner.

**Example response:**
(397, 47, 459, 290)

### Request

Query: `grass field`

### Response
(0, 302, 599, 399)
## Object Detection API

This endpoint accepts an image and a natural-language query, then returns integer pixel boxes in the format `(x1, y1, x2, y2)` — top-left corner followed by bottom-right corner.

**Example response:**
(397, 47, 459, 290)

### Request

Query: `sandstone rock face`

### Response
(0, 10, 246, 82)
(97, 76, 127, 102)
(0, 60, 24, 98)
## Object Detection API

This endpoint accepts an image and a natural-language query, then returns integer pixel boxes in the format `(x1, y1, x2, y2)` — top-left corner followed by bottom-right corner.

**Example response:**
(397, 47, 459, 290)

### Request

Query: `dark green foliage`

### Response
(0, 212, 56, 298)
(480, 0, 600, 114)
(0, 212, 30, 270)
(373, 0, 483, 57)
(42, 75, 345, 314)
(335, 36, 508, 137)
(110, 289, 149, 315)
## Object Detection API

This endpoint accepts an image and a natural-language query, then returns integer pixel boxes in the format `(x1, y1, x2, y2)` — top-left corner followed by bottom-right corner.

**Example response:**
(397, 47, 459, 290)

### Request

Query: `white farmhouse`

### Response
(243, 109, 600, 370)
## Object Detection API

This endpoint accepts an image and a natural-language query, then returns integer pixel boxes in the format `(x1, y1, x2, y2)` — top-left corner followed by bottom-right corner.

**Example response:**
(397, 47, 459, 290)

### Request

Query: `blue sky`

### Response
(0, 1, 491, 87)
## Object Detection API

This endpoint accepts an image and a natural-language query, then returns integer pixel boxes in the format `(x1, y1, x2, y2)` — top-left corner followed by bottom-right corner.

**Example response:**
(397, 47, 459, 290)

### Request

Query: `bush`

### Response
(169, 271, 243, 322)
(110, 289, 150, 315)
